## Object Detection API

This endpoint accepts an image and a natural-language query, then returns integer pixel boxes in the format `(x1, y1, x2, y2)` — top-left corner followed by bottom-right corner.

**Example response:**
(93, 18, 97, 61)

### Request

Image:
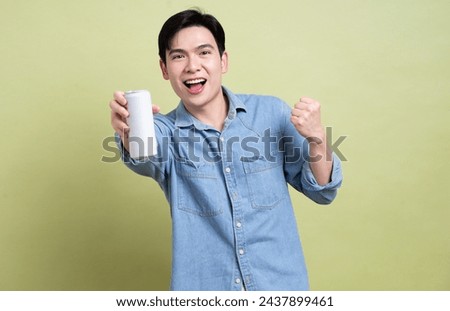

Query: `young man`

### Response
(109, 9, 342, 290)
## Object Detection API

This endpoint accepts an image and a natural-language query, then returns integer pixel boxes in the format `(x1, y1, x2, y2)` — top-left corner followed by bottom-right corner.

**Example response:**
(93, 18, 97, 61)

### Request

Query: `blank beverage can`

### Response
(124, 90, 157, 159)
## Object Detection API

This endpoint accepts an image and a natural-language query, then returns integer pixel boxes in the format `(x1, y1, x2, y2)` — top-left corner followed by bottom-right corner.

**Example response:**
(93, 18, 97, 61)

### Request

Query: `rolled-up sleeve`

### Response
(299, 153, 343, 204)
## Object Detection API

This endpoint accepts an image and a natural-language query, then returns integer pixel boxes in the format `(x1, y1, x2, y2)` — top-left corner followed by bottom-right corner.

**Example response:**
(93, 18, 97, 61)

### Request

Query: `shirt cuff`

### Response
(114, 133, 152, 165)
(301, 153, 343, 192)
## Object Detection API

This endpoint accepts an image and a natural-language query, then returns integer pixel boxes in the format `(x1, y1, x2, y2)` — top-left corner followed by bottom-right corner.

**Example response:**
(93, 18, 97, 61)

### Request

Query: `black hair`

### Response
(158, 9, 226, 64)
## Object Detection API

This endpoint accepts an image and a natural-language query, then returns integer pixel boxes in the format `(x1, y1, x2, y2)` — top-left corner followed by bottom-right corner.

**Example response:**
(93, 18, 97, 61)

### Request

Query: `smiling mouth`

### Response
(183, 78, 207, 89)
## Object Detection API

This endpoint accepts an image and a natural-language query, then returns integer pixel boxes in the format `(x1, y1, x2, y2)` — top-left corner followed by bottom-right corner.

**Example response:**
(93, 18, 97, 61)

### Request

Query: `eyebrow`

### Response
(168, 44, 215, 55)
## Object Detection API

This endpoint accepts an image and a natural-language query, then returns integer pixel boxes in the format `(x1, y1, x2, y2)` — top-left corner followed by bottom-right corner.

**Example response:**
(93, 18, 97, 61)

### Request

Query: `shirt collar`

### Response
(174, 86, 247, 130)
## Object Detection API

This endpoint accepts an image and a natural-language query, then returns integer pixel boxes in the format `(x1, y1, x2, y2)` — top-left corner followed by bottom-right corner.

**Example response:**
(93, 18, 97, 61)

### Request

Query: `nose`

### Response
(185, 56, 201, 73)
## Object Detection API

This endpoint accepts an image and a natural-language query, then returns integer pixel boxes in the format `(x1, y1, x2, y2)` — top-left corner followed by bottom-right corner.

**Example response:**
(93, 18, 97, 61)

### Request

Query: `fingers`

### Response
(299, 97, 316, 105)
(291, 102, 308, 118)
(111, 109, 129, 135)
(152, 105, 161, 114)
(290, 115, 304, 126)
(110, 99, 129, 119)
(292, 98, 320, 116)
(113, 91, 127, 106)
(293, 98, 320, 111)
(290, 96, 324, 139)
(291, 108, 302, 117)
(110, 91, 129, 136)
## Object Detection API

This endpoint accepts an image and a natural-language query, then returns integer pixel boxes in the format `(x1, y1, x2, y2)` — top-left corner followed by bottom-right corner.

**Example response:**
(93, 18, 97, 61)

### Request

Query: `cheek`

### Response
(207, 61, 225, 76)
(166, 63, 183, 77)
(169, 78, 183, 92)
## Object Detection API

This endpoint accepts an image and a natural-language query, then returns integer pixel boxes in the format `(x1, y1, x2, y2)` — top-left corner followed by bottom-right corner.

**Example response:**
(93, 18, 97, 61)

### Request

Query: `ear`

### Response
(159, 59, 170, 80)
(221, 51, 229, 74)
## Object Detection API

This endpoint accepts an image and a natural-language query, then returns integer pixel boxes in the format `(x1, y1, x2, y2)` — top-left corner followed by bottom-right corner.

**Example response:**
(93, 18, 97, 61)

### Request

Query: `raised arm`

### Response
(290, 97, 332, 185)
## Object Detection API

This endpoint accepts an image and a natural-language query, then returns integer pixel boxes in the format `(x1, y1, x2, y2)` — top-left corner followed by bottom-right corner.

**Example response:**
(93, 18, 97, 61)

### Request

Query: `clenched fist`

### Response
(290, 97, 325, 142)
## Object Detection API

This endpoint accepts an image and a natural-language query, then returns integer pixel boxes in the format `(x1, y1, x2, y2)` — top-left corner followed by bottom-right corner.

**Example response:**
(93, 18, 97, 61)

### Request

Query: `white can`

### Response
(124, 90, 157, 159)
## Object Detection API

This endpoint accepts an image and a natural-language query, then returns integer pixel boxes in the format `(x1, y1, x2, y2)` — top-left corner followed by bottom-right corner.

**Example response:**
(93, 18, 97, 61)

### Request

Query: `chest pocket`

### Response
(175, 159, 224, 217)
(242, 151, 288, 210)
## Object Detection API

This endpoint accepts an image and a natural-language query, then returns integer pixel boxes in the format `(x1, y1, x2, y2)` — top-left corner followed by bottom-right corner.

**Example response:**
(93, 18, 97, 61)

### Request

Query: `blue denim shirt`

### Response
(116, 87, 343, 290)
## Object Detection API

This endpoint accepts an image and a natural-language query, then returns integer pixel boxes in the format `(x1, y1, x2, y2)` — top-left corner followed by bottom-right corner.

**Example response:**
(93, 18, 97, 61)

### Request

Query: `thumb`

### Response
(152, 104, 161, 114)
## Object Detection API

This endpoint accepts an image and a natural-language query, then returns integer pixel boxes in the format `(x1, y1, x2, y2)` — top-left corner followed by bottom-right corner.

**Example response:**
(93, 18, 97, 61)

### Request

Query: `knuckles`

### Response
(294, 99, 321, 112)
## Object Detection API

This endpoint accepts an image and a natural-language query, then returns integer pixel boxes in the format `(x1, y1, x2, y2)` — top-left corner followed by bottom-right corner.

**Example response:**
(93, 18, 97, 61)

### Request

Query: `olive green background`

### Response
(1, 0, 448, 290)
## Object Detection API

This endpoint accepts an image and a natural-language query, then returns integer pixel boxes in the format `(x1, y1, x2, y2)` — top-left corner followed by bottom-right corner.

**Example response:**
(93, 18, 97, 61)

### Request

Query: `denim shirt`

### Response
(116, 87, 343, 290)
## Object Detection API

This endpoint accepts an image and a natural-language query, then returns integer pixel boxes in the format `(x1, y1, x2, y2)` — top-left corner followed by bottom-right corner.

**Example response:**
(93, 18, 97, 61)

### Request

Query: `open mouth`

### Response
(183, 78, 207, 89)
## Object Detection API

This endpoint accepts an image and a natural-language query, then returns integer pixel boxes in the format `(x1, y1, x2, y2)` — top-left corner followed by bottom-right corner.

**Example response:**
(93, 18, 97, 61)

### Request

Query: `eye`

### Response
(200, 50, 212, 56)
(171, 54, 184, 60)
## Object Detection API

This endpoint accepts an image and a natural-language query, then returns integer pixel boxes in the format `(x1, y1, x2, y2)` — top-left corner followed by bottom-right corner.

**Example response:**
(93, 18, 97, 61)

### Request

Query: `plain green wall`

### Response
(1, 0, 448, 290)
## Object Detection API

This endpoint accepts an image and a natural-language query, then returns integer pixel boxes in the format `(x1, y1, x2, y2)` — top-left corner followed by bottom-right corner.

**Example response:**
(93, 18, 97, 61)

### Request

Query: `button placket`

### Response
(220, 127, 252, 291)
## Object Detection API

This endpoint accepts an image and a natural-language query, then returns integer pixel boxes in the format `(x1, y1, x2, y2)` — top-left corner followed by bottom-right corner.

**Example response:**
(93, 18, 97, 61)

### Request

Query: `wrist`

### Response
(305, 128, 326, 144)
(307, 131, 331, 160)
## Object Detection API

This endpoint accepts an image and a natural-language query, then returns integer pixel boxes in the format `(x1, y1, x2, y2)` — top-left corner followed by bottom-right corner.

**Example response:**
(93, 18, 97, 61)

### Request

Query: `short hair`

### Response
(158, 9, 226, 64)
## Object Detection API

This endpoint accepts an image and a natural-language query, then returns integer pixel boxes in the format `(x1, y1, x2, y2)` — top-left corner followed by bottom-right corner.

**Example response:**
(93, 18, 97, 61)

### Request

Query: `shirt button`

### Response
(220, 137, 224, 142)
(225, 167, 231, 173)
(235, 278, 241, 284)
(236, 221, 242, 228)
(239, 249, 245, 255)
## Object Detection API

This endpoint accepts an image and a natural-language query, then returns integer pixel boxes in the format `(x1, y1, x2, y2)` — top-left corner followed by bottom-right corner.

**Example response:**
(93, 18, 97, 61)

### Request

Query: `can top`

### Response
(125, 90, 150, 95)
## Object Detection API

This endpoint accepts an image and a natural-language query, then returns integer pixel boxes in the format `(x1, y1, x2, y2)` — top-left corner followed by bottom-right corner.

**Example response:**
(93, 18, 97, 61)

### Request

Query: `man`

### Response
(109, 9, 342, 290)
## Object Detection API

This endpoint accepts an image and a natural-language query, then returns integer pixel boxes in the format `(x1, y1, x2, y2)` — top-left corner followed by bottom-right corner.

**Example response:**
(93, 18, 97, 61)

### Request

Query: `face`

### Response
(159, 26, 228, 111)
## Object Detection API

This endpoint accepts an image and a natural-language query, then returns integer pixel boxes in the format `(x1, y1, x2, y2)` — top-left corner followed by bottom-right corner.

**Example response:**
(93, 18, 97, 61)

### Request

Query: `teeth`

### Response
(185, 78, 206, 84)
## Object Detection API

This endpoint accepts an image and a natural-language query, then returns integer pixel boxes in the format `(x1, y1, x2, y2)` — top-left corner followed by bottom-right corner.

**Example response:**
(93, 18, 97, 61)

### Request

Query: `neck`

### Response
(185, 91, 229, 131)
